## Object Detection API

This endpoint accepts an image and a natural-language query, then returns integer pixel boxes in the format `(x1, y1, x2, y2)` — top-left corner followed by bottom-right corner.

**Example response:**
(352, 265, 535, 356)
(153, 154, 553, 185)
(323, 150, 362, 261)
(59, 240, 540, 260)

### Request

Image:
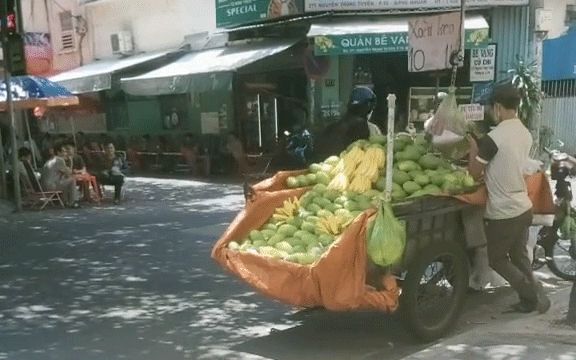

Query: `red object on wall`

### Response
(303, 47, 331, 80)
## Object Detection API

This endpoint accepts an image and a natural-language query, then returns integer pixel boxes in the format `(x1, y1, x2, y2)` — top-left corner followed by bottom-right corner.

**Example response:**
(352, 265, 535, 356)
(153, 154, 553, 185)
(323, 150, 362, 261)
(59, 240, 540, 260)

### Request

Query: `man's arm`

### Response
(468, 135, 498, 181)
(56, 158, 72, 176)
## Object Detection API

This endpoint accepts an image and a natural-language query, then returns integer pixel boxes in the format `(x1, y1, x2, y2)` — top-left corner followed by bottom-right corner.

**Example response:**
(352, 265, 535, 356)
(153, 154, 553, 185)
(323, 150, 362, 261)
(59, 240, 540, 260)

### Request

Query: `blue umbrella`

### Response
(0, 75, 78, 111)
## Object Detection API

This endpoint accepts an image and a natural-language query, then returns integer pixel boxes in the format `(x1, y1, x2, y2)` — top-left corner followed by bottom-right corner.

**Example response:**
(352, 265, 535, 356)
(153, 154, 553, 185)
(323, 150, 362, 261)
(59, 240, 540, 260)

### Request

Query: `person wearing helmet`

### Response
(314, 86, 382, 161)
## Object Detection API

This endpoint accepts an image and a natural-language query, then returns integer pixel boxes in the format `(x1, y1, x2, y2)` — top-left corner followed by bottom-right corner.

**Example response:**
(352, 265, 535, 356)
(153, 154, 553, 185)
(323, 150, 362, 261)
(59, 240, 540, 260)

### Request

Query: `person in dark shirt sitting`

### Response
(95, 142, 125, 205)
(65, 142, 87, 174)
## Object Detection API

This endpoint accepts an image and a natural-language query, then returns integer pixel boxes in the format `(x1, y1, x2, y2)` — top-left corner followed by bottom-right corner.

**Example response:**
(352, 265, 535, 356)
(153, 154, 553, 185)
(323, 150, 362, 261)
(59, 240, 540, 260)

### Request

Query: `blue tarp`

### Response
(543, 28, 576, 81)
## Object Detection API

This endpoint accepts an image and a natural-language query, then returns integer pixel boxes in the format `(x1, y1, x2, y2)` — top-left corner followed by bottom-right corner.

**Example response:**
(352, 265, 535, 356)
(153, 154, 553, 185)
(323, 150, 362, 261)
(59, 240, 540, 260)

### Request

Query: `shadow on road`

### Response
(1, 177, 573, 360)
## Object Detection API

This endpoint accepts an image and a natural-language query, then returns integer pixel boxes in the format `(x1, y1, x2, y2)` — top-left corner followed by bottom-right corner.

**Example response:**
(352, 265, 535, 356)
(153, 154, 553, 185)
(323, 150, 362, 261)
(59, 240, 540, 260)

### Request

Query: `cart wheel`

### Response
(400, 241, 469, 342)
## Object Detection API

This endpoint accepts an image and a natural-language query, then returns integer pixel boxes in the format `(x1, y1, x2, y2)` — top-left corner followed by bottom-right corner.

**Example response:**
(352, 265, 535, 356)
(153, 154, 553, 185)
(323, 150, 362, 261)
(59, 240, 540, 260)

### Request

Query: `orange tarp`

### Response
(212, 185, 399, 312)
(456, 172, 555, 215)
(211, 171, 554, 312)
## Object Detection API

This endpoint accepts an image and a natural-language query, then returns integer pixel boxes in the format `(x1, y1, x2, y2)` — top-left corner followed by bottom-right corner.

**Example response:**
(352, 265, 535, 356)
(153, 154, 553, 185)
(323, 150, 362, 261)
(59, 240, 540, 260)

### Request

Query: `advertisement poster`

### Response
(24, 32, 54, 76)
(305, 0, 528, 12)
(216, 0, 304, 28)
(201, 112, 221, 134)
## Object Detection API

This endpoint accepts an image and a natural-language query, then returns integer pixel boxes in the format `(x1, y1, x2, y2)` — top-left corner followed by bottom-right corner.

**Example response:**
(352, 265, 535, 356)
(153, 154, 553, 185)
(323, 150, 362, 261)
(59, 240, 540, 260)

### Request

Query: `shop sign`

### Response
(470, 44, 496, 82)
(314, 28, 488, 56)
(458, 104, 485, 121)
(315, 32, 407, 55)
(305, 0, 528, 12)
(216, 0, 304, 28)
(408, 12, 462, 72)
(472, 82, 494, 104)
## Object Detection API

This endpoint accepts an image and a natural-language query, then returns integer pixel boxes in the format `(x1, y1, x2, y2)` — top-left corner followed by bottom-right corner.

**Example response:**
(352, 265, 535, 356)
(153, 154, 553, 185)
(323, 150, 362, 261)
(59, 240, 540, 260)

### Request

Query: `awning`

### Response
(121, 38, 298, 96)
(49, 51, 171, 94)
(309, 15, 490, 56)
(543, 29, 576, 81)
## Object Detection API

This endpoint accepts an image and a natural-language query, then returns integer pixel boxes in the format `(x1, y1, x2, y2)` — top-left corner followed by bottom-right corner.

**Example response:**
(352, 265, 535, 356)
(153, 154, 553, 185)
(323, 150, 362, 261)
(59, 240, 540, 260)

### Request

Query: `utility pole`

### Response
(0, 126, 6, 198)
(532, 0, 548, 157)
(1, 0, 22, 211)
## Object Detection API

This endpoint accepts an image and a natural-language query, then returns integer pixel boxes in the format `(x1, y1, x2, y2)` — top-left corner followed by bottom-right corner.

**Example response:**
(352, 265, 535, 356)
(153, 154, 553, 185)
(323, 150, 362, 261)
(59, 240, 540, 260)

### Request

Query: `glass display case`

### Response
(408, 87, 473, 123)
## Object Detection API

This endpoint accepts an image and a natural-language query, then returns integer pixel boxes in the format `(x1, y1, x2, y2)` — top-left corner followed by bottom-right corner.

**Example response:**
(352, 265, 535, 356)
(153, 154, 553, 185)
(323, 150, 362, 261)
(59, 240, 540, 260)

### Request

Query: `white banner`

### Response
(470, 44, 496, 82)
(459, 104, 485, 121)
(408, 12, 462, 73)
(305, 0, 528, 12)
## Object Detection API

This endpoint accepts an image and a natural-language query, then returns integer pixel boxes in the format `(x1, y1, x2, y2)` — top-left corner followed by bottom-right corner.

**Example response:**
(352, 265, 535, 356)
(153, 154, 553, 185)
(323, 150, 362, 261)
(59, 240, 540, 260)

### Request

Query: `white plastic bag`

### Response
(523, 159, 543, 176)
(433, 90, 469, 135)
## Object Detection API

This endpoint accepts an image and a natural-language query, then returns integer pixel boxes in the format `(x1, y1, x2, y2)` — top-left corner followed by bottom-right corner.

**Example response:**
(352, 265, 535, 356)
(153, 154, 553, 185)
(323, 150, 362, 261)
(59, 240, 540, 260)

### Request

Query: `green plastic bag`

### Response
(367, 202, 406, 267)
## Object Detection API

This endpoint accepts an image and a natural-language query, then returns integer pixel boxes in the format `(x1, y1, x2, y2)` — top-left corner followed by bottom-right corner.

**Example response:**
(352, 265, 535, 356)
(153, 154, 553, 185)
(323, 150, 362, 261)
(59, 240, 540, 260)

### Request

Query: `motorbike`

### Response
(243, 130, 313, 201)
(532, 141, 576, 281)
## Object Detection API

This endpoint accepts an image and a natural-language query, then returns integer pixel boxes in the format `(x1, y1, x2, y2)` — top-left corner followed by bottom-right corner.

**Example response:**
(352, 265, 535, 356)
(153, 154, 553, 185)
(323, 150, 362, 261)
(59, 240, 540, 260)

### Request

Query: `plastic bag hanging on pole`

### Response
(367, 201, 406, 268)
(437, 88, 468, 136)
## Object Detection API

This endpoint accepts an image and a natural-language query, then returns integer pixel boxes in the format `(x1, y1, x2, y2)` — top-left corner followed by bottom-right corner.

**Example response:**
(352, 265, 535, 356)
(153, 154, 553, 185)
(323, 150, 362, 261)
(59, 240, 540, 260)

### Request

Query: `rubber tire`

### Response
(544, 239, 576, 281)
(400, 241, 469, 342)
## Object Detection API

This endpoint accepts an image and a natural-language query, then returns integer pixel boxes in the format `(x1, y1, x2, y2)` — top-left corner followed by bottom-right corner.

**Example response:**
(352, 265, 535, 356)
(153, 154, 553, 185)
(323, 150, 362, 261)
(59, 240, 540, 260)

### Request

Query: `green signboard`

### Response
(314, 28, 490, 56)
(216, 0, 304, 28)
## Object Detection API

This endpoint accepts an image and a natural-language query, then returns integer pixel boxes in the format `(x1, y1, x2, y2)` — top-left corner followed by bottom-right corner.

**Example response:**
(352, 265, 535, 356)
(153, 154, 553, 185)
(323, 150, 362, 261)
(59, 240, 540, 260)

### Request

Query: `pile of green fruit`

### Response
(228, 133, 477, 265)
(228, 185, 377, 265)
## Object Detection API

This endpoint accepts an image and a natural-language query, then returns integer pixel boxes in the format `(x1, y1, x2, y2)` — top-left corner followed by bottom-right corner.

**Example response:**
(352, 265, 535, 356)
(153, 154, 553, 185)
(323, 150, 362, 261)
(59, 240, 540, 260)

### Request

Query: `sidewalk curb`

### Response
(401, 286, 576, 360)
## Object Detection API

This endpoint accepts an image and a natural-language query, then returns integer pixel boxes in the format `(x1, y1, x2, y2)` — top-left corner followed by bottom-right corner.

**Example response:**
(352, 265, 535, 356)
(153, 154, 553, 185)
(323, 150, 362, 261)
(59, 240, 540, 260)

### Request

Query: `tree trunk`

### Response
(567, 281, 576, 326)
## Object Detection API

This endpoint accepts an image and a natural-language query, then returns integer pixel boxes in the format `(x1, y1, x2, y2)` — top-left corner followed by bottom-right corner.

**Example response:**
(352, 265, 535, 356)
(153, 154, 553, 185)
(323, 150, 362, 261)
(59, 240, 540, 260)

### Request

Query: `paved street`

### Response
(0, 177, 572, 360)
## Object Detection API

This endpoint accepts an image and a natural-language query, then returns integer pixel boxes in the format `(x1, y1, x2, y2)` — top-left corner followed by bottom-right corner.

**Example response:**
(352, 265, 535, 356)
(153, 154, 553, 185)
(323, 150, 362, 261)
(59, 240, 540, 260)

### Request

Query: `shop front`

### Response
(120, 38, 308, 172)
(48, 51, 181, 138)
(220, 0, 530, 143)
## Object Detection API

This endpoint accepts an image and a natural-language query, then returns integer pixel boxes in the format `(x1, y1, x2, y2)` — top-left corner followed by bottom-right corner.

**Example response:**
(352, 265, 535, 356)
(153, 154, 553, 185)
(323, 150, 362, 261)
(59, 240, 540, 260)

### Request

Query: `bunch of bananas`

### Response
(348, 175, 372, 192)
(327, 173, 348, 191)
(342, 147, 365, 176)
(349, 146, 385, 187)
(365, 146, 386, 169)
(330, 159, 345, 177)
(272, 197, 300, 222)
(316, 214, 352, 236)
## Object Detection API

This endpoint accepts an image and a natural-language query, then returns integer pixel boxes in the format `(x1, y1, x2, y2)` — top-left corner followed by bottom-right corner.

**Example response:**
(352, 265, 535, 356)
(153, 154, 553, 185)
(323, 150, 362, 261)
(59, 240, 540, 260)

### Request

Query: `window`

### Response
(58, 11, 76, 52)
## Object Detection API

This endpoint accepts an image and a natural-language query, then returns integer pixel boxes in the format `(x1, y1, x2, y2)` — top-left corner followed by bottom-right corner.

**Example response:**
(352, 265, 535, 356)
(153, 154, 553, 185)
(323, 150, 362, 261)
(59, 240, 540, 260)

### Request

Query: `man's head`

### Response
(18, 147, 32, 161)
(490, 83, 521, 123)
(54, 143, 67, 157)
(105, 143, 116, 156)
(66, 142, 77, 156)
(347, 86, 377, 120)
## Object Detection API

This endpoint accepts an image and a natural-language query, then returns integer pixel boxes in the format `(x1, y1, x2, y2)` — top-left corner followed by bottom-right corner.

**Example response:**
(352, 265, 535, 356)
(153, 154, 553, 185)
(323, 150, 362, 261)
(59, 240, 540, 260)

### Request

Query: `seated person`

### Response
(65, 142, 95, 200)
(65, 142, 87, 174)
(95, 143, 125, 205)
(180, 133, 199, 175)
(225, 133, 249, 176)
(18, 147, 41, 194)
(41, 143, 79, 208)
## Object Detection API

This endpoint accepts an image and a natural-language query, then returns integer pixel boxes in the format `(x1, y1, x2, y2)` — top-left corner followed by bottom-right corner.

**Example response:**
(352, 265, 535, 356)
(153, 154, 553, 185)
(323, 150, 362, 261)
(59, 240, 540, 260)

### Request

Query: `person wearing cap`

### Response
(314, 86, 381, 161)
(467, 83, 550, 314)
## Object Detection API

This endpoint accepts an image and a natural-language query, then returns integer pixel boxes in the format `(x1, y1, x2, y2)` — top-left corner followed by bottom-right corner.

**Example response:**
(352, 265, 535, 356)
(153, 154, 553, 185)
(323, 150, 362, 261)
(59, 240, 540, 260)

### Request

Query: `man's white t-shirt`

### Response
(367, 121, 382, 136)
(476, 119, 533, 220)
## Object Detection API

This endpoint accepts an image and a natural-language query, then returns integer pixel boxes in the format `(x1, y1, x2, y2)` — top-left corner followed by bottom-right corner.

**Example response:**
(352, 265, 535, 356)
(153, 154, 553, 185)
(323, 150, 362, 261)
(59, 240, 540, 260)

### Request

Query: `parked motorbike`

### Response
(243, 130, 312, 201)
(532, 142, 576, 281)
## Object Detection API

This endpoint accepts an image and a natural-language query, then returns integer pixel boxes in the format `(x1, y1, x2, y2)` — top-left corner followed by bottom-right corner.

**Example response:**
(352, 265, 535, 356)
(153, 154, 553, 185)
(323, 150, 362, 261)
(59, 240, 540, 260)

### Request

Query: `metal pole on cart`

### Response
(385, 94, 397, 202)
(256, 94, 263, 150)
